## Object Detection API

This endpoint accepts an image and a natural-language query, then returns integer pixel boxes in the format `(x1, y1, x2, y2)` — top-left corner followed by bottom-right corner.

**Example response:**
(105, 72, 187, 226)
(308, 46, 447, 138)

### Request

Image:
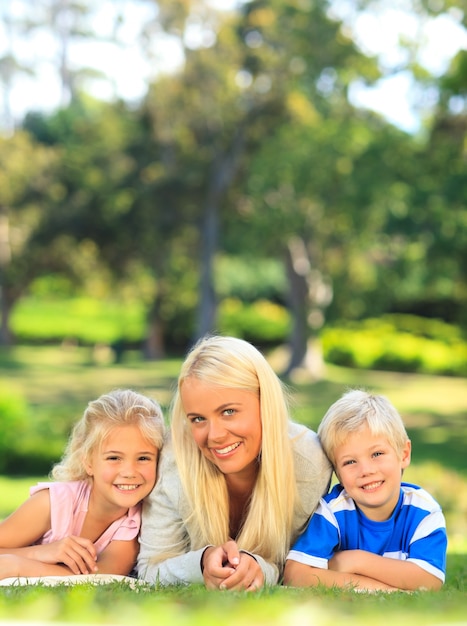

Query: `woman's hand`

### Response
(30, 536, 98, 575)
(201, 540, 264, 591)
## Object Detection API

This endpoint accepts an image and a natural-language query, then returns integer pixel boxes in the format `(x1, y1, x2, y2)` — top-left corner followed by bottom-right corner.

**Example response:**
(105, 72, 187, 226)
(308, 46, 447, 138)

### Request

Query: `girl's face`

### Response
(181, 378, 262, 487)
(334, 425, 411, 521)
(86, 424, 159, 515)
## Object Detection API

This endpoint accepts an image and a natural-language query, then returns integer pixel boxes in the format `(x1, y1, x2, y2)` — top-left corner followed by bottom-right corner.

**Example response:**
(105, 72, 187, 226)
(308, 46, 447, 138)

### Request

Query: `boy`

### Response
(284, 389, 447, 592)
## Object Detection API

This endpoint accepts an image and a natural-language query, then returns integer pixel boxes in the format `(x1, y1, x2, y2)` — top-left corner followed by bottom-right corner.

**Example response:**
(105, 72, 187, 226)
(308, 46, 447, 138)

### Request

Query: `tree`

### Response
(0, 130, 59, 344)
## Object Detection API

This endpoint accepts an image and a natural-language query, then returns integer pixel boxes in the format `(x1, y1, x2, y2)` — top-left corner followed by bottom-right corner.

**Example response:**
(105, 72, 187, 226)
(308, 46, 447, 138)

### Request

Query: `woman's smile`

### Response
(181, 378, 262, 482)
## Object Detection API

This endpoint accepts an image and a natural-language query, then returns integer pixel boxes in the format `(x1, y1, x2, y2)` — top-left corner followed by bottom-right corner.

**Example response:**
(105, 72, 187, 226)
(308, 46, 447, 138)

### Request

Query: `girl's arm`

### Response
(92, 538, 139, 576)
(0, 554, 94, 580)
(283, 558, 398, 592)
(329, 550, 443, 591)
(0, 490, 52, 550)
(0, 490, 98, 576)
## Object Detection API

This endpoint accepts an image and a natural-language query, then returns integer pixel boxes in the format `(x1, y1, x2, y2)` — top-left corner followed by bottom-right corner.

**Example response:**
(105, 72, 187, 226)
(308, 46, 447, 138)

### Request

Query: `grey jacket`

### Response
(137, 421, 332, 586)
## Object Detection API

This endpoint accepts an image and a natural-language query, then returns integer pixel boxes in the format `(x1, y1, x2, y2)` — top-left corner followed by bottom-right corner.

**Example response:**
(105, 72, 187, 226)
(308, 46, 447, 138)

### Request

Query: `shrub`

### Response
(321, 315, 467, 376)
(0, 387, 30, 473)
(218, 298, 290, 344)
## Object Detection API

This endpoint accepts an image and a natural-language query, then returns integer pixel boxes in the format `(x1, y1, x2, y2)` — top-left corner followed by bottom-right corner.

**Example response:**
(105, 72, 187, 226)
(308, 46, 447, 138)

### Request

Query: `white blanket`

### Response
(0, 574, 147, 588)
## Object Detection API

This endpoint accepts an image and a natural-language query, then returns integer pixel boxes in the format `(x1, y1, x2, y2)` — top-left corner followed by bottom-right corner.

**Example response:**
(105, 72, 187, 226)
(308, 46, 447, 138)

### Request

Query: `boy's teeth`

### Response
(362, 481, 382, 490)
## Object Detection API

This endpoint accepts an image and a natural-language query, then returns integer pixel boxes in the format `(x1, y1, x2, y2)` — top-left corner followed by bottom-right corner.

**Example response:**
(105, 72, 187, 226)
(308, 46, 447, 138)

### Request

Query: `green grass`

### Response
(0, 570, 466, 625)
(0, 344, 466, 622)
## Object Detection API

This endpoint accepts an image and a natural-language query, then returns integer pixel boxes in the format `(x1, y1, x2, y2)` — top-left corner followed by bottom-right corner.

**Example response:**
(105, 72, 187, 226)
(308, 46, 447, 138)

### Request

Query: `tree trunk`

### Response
(283, 236, 330, 379)
(143, 292, 165, 360)
(283, 237, 309, 376)
(193, 129, 246, 342)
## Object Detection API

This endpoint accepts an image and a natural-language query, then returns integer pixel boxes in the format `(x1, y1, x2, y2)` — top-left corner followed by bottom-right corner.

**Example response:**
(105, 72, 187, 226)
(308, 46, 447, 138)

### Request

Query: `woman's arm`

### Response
(329, 550, 443, 591)
(136, 447, 206, 585)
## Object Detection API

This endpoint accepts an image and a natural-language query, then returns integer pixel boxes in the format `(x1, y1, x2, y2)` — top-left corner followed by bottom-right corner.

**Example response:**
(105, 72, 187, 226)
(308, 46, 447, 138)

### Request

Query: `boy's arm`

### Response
(283, 558, 398, 591)
(329, 550, 443, 591)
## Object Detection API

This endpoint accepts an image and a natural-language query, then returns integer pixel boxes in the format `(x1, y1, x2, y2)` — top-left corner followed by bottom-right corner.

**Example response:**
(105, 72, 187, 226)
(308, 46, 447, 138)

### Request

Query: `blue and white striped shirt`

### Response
(287, 482, 447, 582)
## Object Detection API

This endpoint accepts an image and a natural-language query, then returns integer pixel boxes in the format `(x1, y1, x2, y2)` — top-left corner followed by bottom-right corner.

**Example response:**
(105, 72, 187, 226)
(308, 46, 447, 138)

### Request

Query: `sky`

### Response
(340, 5, 467, 131)
(1, 0, 467, 133)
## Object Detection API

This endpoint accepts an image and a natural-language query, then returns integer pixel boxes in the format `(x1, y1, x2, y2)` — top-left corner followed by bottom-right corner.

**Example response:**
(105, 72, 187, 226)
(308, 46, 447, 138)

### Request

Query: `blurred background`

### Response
(0, 0, 466, 526)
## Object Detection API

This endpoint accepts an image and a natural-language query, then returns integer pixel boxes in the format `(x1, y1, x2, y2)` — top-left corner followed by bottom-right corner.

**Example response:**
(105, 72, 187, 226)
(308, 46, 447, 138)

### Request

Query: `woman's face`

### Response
(180, 377, 262, 484)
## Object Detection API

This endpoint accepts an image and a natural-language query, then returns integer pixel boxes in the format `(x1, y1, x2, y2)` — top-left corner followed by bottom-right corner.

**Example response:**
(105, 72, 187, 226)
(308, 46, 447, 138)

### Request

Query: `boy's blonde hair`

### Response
(170, 335, 297, 565)
(318, 389, 409, 467)
(51, 389, 165, 481)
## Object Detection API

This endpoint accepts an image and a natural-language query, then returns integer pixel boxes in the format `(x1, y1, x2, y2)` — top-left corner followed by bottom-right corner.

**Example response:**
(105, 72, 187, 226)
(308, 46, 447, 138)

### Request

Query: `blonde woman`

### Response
(0, 389, 164, 581)
(137, 335, 331, 590)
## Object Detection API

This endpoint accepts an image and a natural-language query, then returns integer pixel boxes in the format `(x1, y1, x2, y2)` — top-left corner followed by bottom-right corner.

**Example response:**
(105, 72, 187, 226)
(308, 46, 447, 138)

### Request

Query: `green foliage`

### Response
(0, 386, 30, 472)
(0, 383, 64, 475)
(10, 296, 147, 345)
(321, 315, 467, 376)
(218, 298, 290, 343)
(215, 255, 287, 302)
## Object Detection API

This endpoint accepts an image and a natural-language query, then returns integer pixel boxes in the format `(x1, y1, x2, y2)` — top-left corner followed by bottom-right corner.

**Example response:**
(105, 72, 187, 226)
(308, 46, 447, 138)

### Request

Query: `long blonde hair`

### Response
(171, 335, 297, 564)
(51, 389, 165, 481)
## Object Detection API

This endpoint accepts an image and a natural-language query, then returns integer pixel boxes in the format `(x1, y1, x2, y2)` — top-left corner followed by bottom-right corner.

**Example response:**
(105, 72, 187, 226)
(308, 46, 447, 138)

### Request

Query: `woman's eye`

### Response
(190, 416, 204, 424)
(223, 408, 235, 416)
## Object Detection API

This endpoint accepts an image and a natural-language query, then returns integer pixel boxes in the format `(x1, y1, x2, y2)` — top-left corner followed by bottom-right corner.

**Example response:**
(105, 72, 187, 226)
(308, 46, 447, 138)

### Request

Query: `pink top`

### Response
(30, 481, 141, 554)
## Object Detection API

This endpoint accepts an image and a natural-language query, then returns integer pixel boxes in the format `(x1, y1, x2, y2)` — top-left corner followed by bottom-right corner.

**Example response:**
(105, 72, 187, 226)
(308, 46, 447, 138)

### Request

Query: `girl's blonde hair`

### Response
(170, 335, 297, 565)
(318, 389, 409, 467)
(51, 389, 165, 481)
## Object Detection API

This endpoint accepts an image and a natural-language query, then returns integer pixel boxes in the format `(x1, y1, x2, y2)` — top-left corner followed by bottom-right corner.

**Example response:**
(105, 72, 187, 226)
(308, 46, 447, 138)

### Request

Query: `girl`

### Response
(137, 335, 331, 590)
(0, 388, 165, 581)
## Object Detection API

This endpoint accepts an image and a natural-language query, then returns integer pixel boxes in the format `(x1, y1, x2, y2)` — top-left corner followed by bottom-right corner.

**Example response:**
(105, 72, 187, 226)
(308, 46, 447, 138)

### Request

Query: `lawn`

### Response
(0, 344, 466, 624)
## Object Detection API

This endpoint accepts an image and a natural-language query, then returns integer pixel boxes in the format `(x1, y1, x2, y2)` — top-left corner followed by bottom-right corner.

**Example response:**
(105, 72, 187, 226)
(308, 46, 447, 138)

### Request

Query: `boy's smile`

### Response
(334, 426, 411, 521)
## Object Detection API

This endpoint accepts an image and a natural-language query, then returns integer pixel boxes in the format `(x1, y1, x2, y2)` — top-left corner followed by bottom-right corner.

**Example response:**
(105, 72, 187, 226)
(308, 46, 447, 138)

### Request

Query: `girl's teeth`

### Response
(117, 485, 138, 490)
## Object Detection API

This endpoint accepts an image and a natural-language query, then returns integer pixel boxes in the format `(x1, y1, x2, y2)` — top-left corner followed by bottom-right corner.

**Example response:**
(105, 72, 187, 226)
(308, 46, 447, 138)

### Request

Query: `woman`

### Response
(137, 335, 331, 590)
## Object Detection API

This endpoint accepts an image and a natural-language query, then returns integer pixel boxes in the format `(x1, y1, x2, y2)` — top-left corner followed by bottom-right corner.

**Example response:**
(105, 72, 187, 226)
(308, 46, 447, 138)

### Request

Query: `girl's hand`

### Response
(201, 540, 264, 591)
(0, 554, 22, 580)
(31, 536, 98, 575)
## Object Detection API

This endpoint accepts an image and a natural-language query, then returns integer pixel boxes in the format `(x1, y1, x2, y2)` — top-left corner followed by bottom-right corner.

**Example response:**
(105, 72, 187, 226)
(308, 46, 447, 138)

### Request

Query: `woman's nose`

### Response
(207, 419, 227, 442)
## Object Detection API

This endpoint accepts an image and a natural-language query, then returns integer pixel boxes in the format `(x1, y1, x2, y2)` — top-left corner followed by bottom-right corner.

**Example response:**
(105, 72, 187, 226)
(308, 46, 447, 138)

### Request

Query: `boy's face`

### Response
(334, 426, 411, 522)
